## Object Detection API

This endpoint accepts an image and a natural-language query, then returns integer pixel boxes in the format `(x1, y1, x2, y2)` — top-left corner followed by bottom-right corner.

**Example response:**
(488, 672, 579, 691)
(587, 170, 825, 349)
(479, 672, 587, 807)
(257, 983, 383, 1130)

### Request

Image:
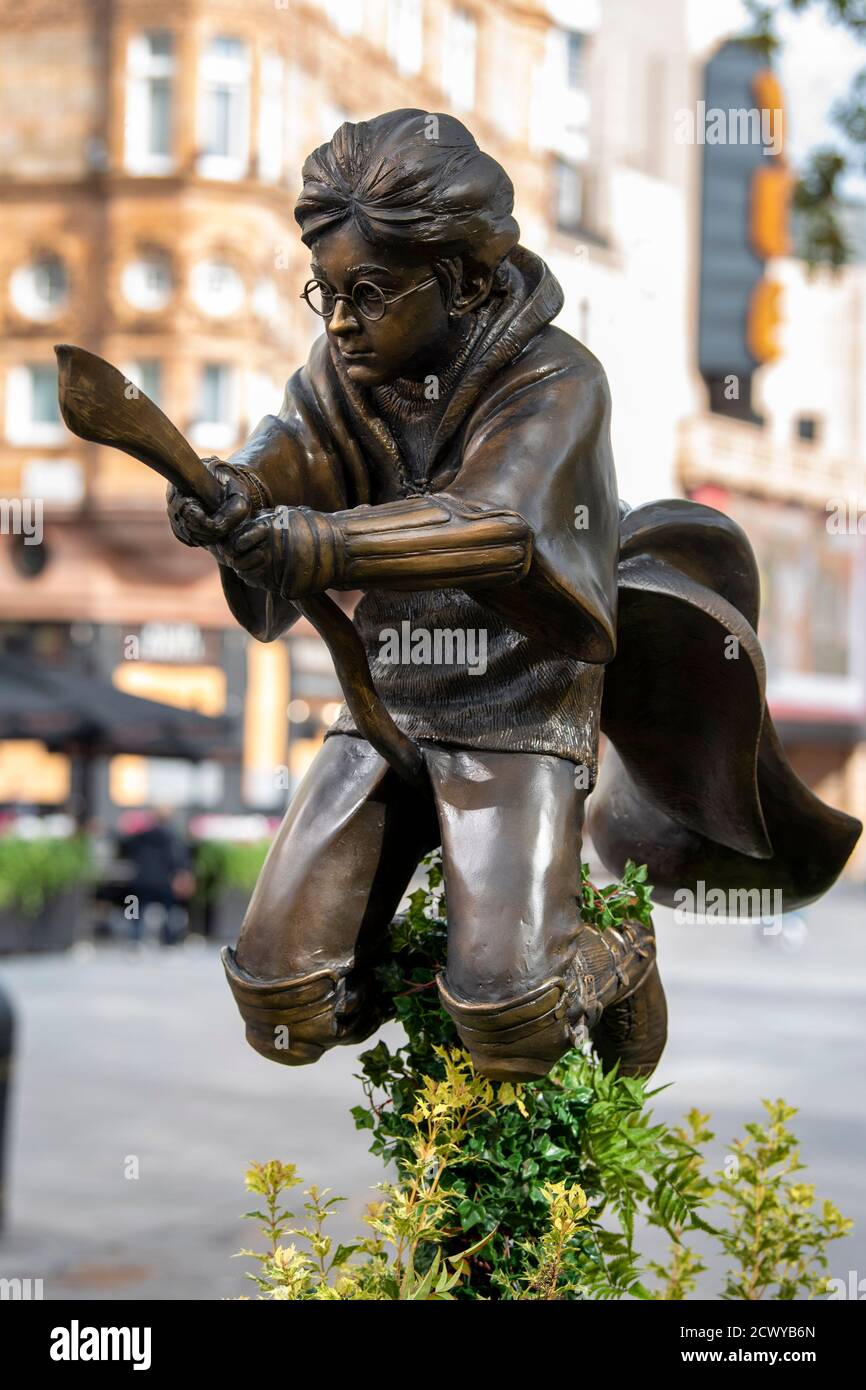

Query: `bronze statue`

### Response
(57, 110, 861, 1084)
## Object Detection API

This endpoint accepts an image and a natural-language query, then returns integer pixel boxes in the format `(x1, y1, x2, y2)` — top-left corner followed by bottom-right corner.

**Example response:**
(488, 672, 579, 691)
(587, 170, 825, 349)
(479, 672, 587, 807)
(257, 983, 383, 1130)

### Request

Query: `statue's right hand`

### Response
(166, 458, 253, 548)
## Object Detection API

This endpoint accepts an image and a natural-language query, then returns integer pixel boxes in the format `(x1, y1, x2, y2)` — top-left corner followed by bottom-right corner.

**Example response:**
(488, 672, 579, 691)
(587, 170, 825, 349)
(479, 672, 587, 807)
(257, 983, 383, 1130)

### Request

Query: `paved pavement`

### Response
(0, 879, 864, 1301)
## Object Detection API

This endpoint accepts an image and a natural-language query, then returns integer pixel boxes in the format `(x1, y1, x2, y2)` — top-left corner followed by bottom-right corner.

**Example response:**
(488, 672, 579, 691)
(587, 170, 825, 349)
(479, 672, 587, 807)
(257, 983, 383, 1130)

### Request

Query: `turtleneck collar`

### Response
(327, 246, 564, 496)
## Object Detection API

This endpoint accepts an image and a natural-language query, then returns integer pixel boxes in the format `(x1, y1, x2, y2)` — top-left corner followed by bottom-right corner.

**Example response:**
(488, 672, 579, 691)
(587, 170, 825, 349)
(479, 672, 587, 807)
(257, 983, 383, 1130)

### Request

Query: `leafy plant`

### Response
(237, 855, 851, 1300)
(742, 0, 866, 269)
(715, 1099, 852, 1299)
(238, 1052, 601, 1301)
(192, 839, 270, 905)
(0, 835, 92, 916)
(581, 858, 654, 931)
(349, 855, 708, 1299)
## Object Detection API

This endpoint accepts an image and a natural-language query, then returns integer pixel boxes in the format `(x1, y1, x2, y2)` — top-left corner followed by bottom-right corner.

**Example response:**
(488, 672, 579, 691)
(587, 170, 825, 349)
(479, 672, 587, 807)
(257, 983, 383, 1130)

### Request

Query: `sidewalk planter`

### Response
(192, 888, 251, 943)
(192, 840, 268, 942)
(0, 838, 91, 955)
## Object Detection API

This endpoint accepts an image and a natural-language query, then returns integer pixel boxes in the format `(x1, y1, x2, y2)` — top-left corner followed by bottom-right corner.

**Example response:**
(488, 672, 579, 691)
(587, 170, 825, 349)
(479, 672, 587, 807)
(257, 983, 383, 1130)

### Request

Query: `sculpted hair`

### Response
(294, 109, 520, 269)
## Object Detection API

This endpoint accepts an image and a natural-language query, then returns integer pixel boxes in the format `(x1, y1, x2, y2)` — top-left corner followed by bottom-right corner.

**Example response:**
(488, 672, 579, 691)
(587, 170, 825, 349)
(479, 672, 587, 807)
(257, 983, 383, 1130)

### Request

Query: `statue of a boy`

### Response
(168, 111, 859, 1082)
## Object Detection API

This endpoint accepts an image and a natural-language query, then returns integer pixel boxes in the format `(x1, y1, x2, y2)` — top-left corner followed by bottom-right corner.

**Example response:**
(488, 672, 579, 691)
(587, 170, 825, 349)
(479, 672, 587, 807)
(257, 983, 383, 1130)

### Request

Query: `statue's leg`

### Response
(425, 748, 661, 1082)
(222, 734, 438, 1066)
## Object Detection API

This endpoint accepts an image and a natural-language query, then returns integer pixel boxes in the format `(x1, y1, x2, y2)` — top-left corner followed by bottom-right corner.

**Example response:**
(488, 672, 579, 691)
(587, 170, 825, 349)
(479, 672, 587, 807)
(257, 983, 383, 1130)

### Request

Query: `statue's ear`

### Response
(437, 256, 495, 316)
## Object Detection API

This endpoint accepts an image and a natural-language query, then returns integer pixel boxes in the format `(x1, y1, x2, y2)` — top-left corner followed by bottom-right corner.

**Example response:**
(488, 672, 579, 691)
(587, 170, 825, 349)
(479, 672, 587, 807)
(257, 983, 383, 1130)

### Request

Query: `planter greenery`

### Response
(193, 840, 270, 906)
(237, 855, 851, 1300)
(0, 836, 92, 917)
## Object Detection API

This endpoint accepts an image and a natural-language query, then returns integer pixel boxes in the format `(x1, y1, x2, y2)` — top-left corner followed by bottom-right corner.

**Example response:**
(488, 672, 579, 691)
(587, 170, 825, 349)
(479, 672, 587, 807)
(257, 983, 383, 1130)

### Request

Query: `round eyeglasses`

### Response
(300, 275, 438, 322)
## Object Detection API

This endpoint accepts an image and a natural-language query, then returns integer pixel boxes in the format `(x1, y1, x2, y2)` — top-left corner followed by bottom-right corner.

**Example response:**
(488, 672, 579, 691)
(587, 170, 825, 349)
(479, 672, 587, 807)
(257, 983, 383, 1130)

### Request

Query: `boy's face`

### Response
(307, 221, 451, 387)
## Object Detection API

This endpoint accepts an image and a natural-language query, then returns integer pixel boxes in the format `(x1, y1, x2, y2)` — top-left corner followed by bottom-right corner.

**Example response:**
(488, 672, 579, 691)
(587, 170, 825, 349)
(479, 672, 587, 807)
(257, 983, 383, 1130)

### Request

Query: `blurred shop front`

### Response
(0, 578, 345, 826)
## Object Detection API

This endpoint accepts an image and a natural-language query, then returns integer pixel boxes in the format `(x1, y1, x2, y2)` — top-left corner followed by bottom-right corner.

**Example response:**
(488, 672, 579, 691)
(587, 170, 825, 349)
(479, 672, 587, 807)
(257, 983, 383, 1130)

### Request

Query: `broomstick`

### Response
(54, 344, 425, 790)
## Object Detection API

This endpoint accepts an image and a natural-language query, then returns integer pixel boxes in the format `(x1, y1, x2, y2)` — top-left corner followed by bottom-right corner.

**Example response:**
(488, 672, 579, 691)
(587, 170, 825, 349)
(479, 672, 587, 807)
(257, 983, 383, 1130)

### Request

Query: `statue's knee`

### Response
(436, 972, 578, 1083)
(221, 947, 386, 1066)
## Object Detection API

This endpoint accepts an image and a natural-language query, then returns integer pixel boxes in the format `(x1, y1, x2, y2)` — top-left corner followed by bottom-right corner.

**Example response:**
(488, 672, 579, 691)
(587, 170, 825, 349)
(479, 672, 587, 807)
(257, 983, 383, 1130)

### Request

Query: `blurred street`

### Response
(0, 879, 864, 1301)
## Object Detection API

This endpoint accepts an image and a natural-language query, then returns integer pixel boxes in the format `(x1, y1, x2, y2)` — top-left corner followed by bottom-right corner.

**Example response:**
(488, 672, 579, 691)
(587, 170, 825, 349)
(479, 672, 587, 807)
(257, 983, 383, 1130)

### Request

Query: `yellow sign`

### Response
(112, 663, 226, 716)
(747, 278, 784, 362)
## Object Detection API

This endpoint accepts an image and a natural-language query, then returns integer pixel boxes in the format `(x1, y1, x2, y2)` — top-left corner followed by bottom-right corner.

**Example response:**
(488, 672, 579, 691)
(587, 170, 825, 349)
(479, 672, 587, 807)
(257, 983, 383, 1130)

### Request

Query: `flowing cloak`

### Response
(217, 246, 860, 913)
(586, 498, 862, 911)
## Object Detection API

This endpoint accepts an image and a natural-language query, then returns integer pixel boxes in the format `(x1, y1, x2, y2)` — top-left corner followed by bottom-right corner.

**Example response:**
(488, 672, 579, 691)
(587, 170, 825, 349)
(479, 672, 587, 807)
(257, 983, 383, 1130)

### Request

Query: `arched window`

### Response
(10, 255, 69, 321)
(190, 260, 245, 318)
(121, 252, 174, 312)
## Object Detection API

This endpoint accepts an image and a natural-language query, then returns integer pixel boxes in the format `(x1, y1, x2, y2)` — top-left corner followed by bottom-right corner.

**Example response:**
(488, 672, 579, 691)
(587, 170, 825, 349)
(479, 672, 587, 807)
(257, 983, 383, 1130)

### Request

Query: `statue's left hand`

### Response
(216, 510, 284, 590)
(217, 506, 343, 597)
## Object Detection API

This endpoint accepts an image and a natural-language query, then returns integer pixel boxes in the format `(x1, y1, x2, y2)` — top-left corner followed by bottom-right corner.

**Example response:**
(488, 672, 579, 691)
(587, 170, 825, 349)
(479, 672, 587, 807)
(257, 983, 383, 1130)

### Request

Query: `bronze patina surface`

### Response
(58, 110, 861, 1082)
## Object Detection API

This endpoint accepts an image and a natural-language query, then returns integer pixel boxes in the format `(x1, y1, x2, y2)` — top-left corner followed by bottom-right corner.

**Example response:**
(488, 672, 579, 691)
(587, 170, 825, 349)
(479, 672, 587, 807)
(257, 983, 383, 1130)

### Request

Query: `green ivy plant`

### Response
(237, 854, 851, 1300)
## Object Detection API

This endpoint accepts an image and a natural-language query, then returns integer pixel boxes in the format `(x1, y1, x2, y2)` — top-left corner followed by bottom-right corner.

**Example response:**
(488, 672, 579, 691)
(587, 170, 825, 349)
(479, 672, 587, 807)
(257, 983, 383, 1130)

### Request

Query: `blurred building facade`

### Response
(1, 0, 864, 869)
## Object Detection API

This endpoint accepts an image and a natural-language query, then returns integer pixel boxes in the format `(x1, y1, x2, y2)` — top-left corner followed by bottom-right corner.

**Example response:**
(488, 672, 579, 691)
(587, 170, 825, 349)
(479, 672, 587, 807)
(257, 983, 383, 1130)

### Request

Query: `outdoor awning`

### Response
(0, 652, 236, 759)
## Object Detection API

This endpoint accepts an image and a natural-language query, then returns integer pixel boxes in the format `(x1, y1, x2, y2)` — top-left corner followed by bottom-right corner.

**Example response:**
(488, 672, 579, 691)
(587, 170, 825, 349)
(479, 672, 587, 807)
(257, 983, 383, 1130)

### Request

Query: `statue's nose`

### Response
(329, 298, 361, 335)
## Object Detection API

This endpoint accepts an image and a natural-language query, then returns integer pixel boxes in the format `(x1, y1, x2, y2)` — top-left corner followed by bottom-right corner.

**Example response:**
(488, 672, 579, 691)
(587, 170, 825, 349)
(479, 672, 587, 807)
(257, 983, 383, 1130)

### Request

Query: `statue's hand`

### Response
(166, 458, 252, 548)
(215, 510, 286, 592)
(217, 506, 343, 596)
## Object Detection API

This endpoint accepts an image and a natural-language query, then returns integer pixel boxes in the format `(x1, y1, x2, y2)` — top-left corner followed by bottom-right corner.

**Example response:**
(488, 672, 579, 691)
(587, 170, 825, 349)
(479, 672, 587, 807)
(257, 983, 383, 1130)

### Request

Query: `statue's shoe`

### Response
(589, 959, 668, 1078)
(568, 917, 658, 1030)
(437, 917, 659, 1083)
(221, 946, 391, 1066)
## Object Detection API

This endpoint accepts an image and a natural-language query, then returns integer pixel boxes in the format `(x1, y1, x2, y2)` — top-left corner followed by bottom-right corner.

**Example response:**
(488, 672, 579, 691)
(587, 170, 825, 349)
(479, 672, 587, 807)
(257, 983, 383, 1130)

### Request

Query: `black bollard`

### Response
(0, 977, 15, 1232)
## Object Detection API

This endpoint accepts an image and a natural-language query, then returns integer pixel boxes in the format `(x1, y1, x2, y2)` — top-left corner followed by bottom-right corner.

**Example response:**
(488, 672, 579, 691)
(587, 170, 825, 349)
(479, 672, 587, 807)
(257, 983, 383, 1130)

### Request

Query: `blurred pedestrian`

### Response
(119, 808, 195, 946)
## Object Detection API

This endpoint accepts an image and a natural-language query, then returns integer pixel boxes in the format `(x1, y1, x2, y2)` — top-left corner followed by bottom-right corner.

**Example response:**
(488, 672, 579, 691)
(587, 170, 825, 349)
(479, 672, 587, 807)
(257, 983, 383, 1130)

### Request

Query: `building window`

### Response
(387, 0, 423, 76)
(192, 363, 237, 448)
(27, 368, 59, 424)
(190, 260, 245, 318)
(565, 30, 587, 90)
(21, 457, 84, 506)
(258, 52, 284, 183)
(6, 365, 65, 446)
(796, 415, 819, 443)
(121, 253, 173, 312)
(125, 30, 175, 174)
(10, 255, 69, 322)
(198, 36, 251, 180)
(442, 8, 476, 111)
(553, 157, 584, 233)
(121, 360, 162, 407)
